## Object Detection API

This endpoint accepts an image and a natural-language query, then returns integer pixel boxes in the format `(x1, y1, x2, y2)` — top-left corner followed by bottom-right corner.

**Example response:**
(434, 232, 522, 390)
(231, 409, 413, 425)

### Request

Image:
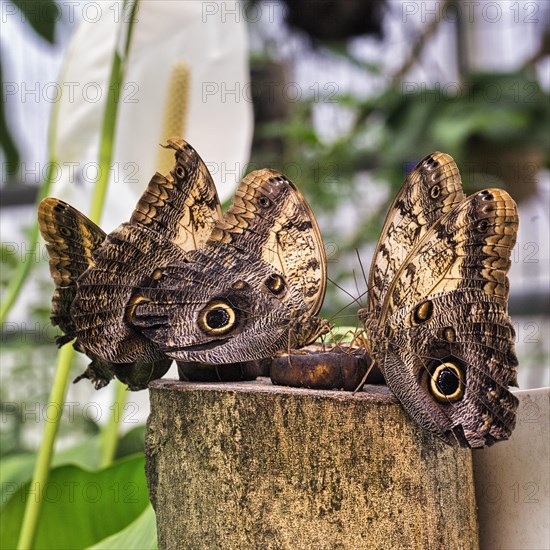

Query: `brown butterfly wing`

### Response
(37, 198, 106, 334)
(130, 137, 223, 250)
(207, 169, 327, 343)
(131, 248, 306, 364)
(132, 170, 328, 363)
(70, 228, 185, 363)
(71, 139, 221, 367)
(362, 189, 519, 447)
(367, 153, 465, 314)
(41, 139, 221, 389)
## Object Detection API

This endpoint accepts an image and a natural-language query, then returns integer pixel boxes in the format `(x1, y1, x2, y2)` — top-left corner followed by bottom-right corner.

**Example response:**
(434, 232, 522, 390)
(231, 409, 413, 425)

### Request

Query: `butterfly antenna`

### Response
(356, 248, 369, 290)
(326, 277, 370, 325)
(356, 248, 381, 310)
(346, 327, 366, 350)
(319, 330, 328, 352)
(351, 325, 379, 393)
(327, 276, 365, 305)
(352, 269, 364, 309)
(332, 327, 363, 356)
(352, 360, 376, 394)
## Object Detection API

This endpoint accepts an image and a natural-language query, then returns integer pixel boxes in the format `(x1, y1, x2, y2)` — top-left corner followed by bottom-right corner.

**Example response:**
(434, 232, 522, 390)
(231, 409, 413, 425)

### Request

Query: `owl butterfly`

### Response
(130, 169, 329, 363)
(359, 152, 519, 448)
(38, 138, 223, 389)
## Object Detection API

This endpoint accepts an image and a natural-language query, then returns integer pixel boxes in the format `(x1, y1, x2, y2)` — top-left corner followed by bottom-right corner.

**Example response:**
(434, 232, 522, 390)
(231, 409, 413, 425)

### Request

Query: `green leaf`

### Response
(324, 326, 360, 344)
(0, 453, 36, 507)
(116, 426, 146, 459)
(1, 453, 149, 549)
(1, 439, 106, 508)
(12, 0, 58, 44)
(53, 438, 103, 469)
(88, 503, 157, 549)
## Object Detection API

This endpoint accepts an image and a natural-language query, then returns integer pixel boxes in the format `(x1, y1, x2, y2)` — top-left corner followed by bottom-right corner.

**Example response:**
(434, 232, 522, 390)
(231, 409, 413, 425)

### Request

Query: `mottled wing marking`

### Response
(70, 138, 222, 367)
(130, 137, 222, 251)
(380, 189, 518, 321)
(71, 223, 187, 364)
(387, 290, 518, 447)
(207, 169, 327, 316)
(361, 181, 519, 447)
(37, 198, 106, 333)
(131, 247, 305, 363)
(38, 138, 220, 390)
(132, 170, 329, 360)
(368, 152, 465, 312)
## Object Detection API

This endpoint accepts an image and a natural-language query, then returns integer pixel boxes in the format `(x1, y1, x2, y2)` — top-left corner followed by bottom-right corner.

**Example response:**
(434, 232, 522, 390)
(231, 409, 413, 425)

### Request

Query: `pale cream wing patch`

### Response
(379, 188, 518, 324)
(207, 169, 326, 317)
(368, 152, 465, 313)
(130, 137, 222, 252)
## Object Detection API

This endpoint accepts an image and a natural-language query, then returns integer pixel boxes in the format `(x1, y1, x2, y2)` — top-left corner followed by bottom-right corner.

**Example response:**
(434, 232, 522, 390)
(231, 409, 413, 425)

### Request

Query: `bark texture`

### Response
(146, 379, 479, 550)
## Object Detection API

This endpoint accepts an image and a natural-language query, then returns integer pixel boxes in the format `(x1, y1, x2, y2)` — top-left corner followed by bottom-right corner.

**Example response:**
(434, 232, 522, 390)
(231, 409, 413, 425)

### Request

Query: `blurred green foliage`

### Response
(0, 415, 154, 549)
(1, 453, 152, 549)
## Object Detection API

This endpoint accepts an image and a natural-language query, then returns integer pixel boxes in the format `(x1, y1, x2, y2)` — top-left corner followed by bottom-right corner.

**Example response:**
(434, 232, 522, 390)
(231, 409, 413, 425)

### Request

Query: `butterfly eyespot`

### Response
(258, 196, 271, 208)
(232, 280, 246, 290)
(175, 165, 185, 179)
(430, 184, 441, 199)
(59, 227, 72, 237)
(482, 192, 494, 201)
(126, 293, 151, 324)
(265, 274, 286, 295)
(442, 326, 456, 343)
(412, 300, 433, 324)
(151, 269, 163, 281)
(430, 362, 464, 402)
(198, 300, 237, 335)
(476, 220, 489, 233)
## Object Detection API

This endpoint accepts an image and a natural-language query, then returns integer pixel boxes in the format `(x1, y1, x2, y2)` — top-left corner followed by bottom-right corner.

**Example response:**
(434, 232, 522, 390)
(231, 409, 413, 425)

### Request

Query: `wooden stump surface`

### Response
(146, 378, 479, 550)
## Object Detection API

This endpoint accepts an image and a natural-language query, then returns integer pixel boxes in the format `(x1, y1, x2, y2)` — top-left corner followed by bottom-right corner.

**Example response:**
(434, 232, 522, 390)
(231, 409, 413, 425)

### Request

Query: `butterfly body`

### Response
(360, 153, 519, 447)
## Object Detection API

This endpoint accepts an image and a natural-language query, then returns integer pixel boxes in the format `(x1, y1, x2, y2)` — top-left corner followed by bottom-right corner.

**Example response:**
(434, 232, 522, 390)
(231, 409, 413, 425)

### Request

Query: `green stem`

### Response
(92, 0, 142, 468)
(100, 380, 128, 467)
(16, 345, 75, 550)
(88, 51, 122, 224)
(16, 3, 140, 547)
(88, 43, 126, 472)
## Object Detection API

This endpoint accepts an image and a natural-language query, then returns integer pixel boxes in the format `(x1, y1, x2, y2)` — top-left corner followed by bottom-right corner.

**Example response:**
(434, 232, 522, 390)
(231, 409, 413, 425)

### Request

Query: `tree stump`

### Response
(146, 379, 479, 549)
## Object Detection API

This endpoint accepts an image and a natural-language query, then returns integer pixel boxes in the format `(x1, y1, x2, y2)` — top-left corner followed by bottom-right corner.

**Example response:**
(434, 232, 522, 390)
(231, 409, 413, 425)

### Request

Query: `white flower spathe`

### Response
(51, 0, 252, 230)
